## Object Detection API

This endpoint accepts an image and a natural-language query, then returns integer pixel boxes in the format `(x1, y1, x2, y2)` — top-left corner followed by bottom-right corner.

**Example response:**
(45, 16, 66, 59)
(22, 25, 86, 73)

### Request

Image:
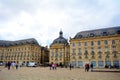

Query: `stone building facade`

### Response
(70, 27, 120, 68)
(0, 26, 120, 68)
(0, 38, 41, 65)
(49, 31, 70, 66)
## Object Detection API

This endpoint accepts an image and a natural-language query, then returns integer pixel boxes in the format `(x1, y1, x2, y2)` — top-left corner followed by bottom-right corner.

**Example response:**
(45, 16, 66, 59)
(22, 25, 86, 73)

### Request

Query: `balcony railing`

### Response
(98, 51, 102, 55)
(84, 51, 88, 55)
(85, 55, 88, 59)
(78, 53, 82, 55)
(112, 51, 118, 54)
(105, 51, 110, 54)
(72, 53, 76, 55)
(98, 55, 102, 58)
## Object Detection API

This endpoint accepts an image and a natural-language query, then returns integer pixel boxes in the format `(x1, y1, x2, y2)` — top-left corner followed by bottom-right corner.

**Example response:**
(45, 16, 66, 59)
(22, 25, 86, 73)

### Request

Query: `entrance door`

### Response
(113, 60, 119, 68)
(72, 61, 76, 68)
(78, 61, 83, 68)
(98, 61, 104, 68)
(91, 61, 96, 68)
(106, 61, 111, 66)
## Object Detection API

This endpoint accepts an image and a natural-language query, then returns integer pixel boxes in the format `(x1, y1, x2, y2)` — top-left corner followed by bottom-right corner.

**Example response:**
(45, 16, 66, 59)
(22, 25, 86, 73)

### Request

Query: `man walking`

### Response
(7, 62, 11, 70)
(90, 63, 93, 72)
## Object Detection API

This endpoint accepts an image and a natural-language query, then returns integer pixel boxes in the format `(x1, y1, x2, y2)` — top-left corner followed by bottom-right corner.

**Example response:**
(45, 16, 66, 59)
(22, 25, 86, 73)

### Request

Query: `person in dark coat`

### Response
(69, 63, 72, 70)
(87, 64, 90, 72)
(85, 63, 89, 72)
(90, 63, 93, 72)
(16, 63, 18, 70)
(7, 62, 11, 70)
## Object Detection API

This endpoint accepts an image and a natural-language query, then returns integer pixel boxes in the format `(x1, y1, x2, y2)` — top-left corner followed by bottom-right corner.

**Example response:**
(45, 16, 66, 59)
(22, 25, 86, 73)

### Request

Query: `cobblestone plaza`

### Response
(0, 66, 120, 80)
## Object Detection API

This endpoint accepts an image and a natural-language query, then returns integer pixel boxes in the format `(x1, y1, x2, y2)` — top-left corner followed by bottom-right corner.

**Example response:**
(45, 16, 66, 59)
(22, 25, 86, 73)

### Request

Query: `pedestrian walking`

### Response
(90, 63, 93, 72)
(49, 63, 52, 70)
(7, 62, 11, 70)
(11, 62, 15, 69)
(16, 63, 18, 70)
(69, 63, 72, 70)
(52, 64, 55, 70)
(54, 63, 57, 70)
(87, 64, 89, 72)
(85, 63, 89, 72)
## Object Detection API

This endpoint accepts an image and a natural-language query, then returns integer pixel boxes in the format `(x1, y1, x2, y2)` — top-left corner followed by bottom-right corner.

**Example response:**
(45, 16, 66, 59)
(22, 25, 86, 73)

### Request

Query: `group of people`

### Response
(85, 63, 93, 72)
(49, 62, 57, 70)
(5, 61, 18, 70)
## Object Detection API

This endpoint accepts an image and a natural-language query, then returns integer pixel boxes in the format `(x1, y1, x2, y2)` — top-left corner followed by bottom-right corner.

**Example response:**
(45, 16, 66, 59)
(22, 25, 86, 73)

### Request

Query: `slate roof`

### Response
(0, 38, 39, 47)
(51, 31, 68, 45)
(74, 26, 120, 39)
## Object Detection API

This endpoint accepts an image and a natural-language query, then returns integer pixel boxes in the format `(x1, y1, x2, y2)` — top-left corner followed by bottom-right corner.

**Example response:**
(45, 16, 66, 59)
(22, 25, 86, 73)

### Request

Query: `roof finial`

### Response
(59, 28, 63, 37)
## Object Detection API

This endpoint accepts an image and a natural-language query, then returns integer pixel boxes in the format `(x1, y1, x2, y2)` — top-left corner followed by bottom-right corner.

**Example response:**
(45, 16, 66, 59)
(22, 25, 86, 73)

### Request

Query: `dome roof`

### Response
(51, 31, 68, 45)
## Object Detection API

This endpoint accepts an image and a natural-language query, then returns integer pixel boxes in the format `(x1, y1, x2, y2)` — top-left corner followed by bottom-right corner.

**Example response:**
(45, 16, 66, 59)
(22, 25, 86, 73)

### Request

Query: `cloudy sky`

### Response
(0, 0, 120, 46)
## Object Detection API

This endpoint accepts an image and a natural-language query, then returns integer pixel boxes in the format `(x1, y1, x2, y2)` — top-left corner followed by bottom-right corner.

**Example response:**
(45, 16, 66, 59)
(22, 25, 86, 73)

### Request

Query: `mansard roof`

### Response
(74, 26, 120, 39)
(0, 38, 39, 47)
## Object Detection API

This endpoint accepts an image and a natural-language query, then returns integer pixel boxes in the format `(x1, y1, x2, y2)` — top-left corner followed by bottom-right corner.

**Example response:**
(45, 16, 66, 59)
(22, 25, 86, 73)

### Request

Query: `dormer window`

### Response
(103, 32, 108, 36)
(117, 30, 120, 34)
(78, 35, 82, 38)
(90, 33, 94, 37)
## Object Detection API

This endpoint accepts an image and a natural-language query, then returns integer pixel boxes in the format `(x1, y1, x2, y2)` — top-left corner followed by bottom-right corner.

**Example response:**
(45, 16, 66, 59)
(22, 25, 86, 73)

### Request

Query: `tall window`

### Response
(52, 53, 54, 57)
(55, 49, 58, 57)
(112, 40, 115, 44)
(84, 42, 87, 46)
(51, 49, 54, 57)
(60, 48, 62, 52)
(98, 47, 101, 52)
(98, 41, 101, 45)
(112, 46, 116, 51)
(72, 48, 76, 53)
(60, 52, 62, 57)
(72, 48, 76, 55)
(104, 40, 108, 45)
(105, 46, 109, 52)
(85, 48, 88, 52)
(91, 47, 94, 52)
(55, 53, 58, 57)
(78, 42, 81, 46)
(91, 41, 94, 46)
(72, 43, 75, 47)
(78, 48, 81, 53)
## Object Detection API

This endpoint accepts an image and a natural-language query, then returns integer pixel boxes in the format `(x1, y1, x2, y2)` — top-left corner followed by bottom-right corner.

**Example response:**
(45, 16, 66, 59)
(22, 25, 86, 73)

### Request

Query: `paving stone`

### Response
(0, 66, 120, 80)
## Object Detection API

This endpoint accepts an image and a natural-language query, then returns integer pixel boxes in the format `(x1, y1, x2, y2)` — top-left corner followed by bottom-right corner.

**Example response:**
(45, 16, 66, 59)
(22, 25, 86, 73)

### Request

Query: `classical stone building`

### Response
(0, 26, 120, 68)
(49, 31, 70, 66)
(0, 38, 41, 65)
(70, 27, 120, 68)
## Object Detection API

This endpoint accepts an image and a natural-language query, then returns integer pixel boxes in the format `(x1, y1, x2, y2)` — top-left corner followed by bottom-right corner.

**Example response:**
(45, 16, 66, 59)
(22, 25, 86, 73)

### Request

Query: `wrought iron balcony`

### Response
(105, 51, 110, 54)
(98, 51, 102, 55)
(84, 51, 88, 55)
